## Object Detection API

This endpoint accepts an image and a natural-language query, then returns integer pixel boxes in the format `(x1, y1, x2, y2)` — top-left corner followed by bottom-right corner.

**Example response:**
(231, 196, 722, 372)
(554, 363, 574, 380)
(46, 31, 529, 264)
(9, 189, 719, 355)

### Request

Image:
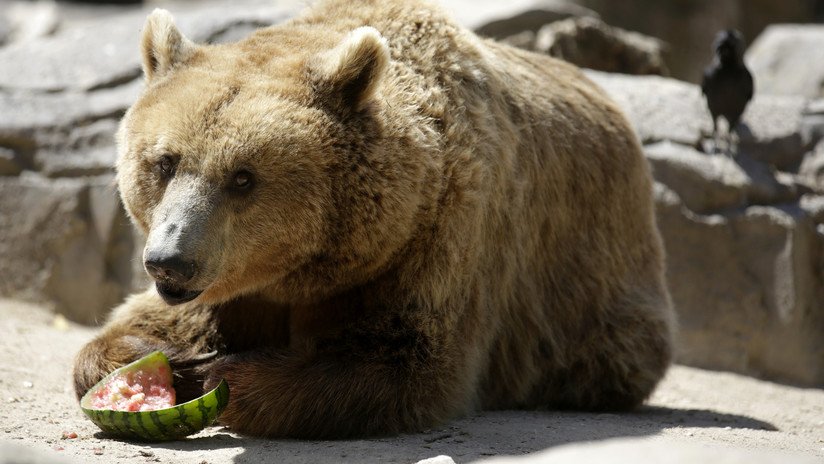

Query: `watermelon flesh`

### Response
(89, 364, 176, 412)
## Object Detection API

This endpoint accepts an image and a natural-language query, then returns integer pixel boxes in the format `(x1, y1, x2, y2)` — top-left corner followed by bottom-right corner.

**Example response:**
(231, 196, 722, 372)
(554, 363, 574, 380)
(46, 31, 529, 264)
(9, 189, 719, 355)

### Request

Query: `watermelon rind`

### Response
(79, 351, 230, 441)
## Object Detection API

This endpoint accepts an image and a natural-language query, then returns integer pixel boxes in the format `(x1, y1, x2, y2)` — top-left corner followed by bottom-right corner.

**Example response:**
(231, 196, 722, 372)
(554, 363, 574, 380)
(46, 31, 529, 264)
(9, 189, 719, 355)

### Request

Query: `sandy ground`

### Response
(0, 298, 822, 464)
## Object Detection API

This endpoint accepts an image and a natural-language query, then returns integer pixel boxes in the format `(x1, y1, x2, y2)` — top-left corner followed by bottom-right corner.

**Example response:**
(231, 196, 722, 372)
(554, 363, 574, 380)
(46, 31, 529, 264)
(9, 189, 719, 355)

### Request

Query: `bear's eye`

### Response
(232, 170, 254, 191)
(158, 155, 176, 177)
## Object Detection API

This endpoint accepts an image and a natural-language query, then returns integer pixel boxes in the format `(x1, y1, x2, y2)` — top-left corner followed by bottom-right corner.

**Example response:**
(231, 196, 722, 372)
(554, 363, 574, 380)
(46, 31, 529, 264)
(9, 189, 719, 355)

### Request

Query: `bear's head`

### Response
(117, 10, 435, 306)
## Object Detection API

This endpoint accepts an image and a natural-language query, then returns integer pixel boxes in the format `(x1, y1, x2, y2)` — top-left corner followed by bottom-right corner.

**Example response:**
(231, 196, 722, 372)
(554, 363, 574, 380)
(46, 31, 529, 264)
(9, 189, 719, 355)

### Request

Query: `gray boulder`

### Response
(800, 98, 824, 145)
(0, 174, 146, 324)
(799, 140, 824, 189)
(0, 146, 21, 176)
(656, 185, 824, 386)
(587, 72, 824, 385)
(0, 80, 141, 180)
(575, 0, 821, 85)
(0, 79, 141, 134)
(0, 4, 296, 92)
(737, 94, 809, 171)
(2, 1, 59, 45)
(588, 71, 812, 170)
(800, 194, 824, 223)
(643, 141, 794, 214)
(443, 0, 597, 40)
(586, 71, 712, 146)
(535, 16, 668, 76)
(0, 13, 10, 47)
(476, 1, 598, 46)
(646, 142, 749, 214)
(746, 25, 824, 99)
(35, 119, 121, 178)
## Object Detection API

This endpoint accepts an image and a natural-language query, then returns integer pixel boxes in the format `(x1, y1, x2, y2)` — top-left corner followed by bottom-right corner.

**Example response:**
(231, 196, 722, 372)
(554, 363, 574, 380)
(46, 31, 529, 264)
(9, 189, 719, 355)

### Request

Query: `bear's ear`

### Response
(141, 9, 198, 82)
(308, 26, 389, 113)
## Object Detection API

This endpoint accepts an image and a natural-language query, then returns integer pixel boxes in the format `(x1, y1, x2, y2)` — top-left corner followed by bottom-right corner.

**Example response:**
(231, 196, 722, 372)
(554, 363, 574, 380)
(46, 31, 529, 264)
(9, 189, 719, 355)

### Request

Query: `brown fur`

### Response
(73, 0, 675, 438)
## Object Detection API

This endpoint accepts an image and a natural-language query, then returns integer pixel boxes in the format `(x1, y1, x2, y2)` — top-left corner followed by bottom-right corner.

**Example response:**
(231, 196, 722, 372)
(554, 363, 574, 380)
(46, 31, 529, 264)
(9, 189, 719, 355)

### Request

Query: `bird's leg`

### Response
(711, 117, 721, 154)
(727, 127, 738, 158)
(721, 117, 733, 156)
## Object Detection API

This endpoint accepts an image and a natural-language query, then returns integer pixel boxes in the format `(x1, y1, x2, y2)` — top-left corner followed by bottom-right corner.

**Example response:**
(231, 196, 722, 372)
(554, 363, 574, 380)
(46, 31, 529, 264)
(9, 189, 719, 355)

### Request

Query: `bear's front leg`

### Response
(205, 327, 472, 438)
(73, 289, 218, 401)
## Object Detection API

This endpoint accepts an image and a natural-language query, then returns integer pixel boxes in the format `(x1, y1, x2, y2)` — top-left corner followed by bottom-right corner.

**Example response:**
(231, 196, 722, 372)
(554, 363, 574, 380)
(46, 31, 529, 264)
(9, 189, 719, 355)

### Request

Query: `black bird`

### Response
(701, 29, 754, 154)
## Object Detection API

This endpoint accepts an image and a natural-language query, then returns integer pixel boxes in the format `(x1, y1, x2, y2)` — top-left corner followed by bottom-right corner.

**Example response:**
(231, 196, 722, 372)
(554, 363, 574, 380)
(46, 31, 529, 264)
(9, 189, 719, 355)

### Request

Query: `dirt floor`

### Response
(0, 298, 822, 463)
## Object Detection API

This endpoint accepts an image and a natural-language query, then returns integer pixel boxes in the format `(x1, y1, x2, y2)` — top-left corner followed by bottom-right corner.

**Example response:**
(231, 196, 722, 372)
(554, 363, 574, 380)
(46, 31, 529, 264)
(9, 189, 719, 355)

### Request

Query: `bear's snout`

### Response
(144, 252, 197, 285)
(144, 252, 203, 305)
(141, 178, 217, 305)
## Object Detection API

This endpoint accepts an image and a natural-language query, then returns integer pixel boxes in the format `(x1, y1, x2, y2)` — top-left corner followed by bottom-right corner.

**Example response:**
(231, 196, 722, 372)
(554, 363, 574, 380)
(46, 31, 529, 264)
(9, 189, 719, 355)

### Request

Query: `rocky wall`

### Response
(0, 2, 298, 324)
(590, 71, 824, 386)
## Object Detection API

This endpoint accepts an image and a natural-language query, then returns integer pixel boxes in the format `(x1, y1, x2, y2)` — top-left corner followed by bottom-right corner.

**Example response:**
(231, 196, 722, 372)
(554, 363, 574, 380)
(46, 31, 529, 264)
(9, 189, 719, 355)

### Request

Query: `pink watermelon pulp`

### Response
(89, 363, 176, 412)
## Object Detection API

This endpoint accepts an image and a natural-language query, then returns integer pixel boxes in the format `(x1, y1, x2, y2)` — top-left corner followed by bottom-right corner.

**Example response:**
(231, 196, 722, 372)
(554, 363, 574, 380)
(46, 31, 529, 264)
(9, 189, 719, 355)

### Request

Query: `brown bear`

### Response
(73, 0, 675, 438)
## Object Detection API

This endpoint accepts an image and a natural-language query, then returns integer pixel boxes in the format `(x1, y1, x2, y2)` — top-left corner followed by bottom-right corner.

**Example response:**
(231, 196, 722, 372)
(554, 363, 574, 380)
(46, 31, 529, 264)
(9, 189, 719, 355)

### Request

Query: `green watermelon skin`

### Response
(79, 351, 230, 441)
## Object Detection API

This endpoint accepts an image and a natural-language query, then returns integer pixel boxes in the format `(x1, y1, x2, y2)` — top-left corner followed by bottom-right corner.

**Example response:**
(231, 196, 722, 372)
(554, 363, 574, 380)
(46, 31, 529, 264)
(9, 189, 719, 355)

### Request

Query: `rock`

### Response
(574, 0, 738, 84)
(470, 0, 598, 41)
(592, 70, 824, 387)
(0, 18, 142, 92)
(534, 16, 668, 76)
(442, 0, 596, 35)
(0, 174, 145, 324)
(4, 0, 59, 44)
(655, 184, 824, 386)
(743, 158, 807, 205)
(576, 0, 821, 85)
(643, 141, 793, 214)
(799, 137, 824, 190)
(0, 80, 140, 182)
(0, 13, 10, 47)
(0, 79, 141, 135)
(738, 95, 809, 171)
(800, 99, 824, 147)
(746, 25, 824, 99)
(587, 71, 814, 170)
(35, 119, 120, 177)
(0, 176, 85, 303)
(800, 194, 824, 224)
(646, 142, 748, 213)
(586, 71, 712, 146)
(499, 30, 538, 50)
(773, 171, 817, 201)
(0, 147, 21, 176)
(0, 4, 296, 91)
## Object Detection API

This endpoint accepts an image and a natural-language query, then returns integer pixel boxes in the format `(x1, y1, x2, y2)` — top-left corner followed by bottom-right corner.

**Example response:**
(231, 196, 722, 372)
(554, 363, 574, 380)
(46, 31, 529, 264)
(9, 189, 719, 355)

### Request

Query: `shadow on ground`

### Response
(126, 406, 776, 464)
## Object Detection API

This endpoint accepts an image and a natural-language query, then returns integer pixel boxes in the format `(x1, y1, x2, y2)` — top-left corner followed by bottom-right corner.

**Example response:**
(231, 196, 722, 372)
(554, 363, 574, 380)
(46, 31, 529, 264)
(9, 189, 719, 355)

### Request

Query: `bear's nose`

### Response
(144, 253, 197, 285)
